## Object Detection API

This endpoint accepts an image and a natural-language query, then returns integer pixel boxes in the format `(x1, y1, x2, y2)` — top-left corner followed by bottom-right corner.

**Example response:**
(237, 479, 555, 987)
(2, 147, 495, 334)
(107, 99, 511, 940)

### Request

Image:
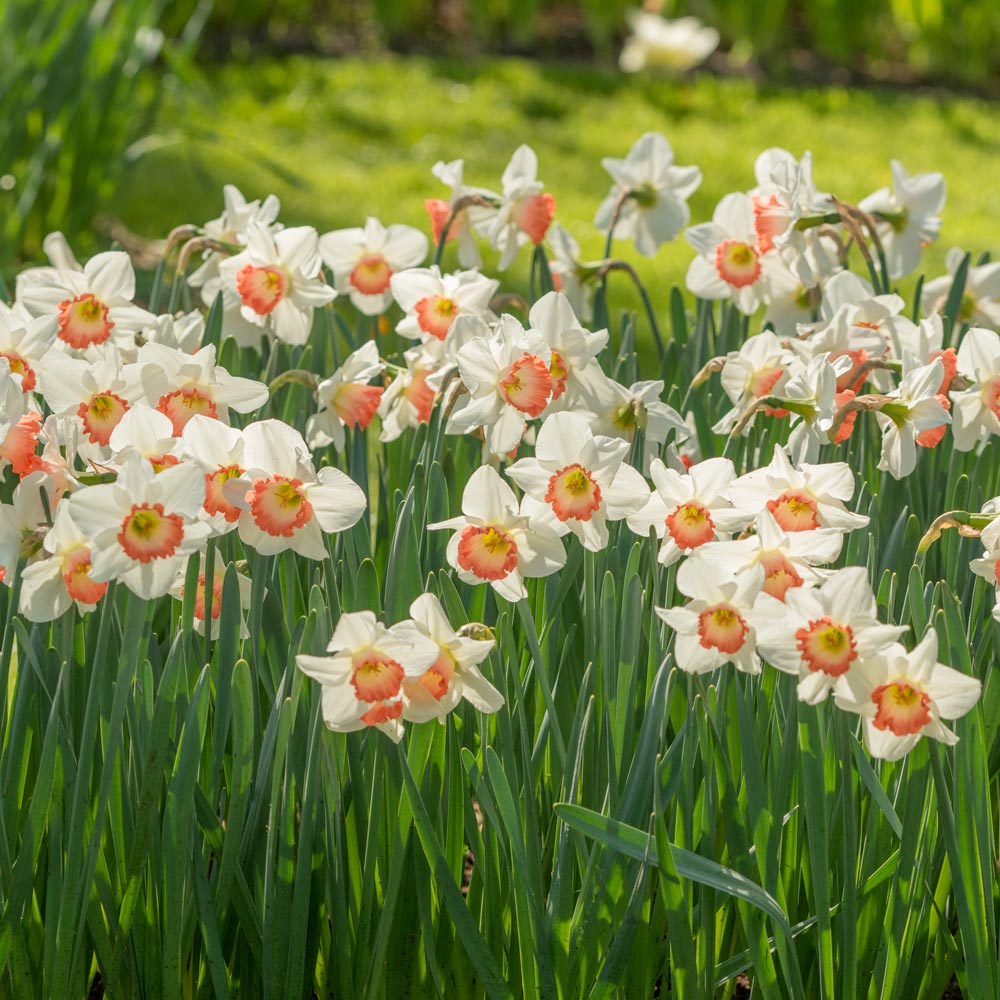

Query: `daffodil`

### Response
(220, 222, 335, 344)
(507, 411, 649, 552)
(320, 217, 428, 316)
(65, 452, 211, 600)
(751, 567, 906, 703)
(685, 193, 798, 315)
(446, 315, 553, 457)
(859, 160, 946, 281)
(482, 145, 556, 271)
(401, 593, 502, 722)
(626, 456, 737, 565)
(595, 132, 702, 257)
(428, 465, 565, 602)
(306, 341, 386, 450)
(725, 445, 869, 534)
(656, 557, 765, 674)
(390, 266, 498, 344)
(297, 611, 440, 743)
(833, 630, 980, 760)
(18, 250, 155, 354)
(224, 419, 367, 559)
(619, 11, 719, 73)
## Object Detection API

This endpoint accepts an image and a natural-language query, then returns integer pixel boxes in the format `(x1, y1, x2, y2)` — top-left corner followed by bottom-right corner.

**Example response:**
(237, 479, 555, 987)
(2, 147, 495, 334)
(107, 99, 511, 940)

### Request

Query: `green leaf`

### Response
(554, 803, 797, 945)
(398, 746, 514, 1000)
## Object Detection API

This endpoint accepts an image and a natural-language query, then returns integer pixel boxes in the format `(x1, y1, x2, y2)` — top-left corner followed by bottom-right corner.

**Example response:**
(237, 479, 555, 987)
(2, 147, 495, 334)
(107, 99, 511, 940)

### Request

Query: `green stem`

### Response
(599, 260, 665, 357)
(515, 598, 566, 768)
(268, 369, 320, 395)
(793, 211, 841, 231)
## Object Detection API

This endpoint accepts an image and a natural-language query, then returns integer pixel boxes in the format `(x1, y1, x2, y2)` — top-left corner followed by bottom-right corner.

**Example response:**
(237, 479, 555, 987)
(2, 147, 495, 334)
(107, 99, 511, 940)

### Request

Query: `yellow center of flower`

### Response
(697, 602, 749, 653)
(795, 617, 857, 676)
(457, 525, 519, 580)
(715, 239, 762, 288)
(767, 491, 820, 532)
(871, 680, 931, 735)
(665, 502, 715, 549)
(545, 463, 602, 521)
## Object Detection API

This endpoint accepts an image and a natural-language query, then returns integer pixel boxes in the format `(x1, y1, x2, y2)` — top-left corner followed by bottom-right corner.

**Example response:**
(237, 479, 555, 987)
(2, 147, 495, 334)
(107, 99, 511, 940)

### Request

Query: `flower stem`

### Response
(598, 259, 665, 357)
(268, 369, 320, 395)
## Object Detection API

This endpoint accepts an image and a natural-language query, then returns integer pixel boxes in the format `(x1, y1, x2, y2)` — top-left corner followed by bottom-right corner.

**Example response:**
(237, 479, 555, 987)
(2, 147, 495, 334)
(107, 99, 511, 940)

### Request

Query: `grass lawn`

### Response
(120, 55, 1000, 314)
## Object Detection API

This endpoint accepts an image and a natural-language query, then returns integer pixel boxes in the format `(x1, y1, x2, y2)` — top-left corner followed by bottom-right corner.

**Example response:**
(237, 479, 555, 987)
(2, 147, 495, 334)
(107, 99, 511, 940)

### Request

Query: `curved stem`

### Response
(268, 369, 320, 396)
(917, 509, 996, 553)
(598, 259, 664, 357)
(827, 392, 888, 442)
(793, 211, 842, 231)
(840, 357, 898, 390)
(169, 235, 241, 314)
(489, 292, 529, 314)
(728, 395, 784, 439)
(601, 187, 631, 262)
(431, 193, 499, 269)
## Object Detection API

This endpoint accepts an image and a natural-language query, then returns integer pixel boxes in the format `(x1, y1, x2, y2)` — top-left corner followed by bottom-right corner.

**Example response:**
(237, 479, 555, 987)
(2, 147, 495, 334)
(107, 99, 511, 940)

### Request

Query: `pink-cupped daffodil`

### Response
(447, 315, 553, 457)
(35, 351, 133, 454)
(0, 360, 43, 478)
(656, 556, 766, 674)
(506, 411, 649, 552)
(128, 341, 267, 435)
(626, 455, 737, 565)
(18, 502, 109, 621)
(17, 250, 155, 354)
(224, 419, 367, 559)
(220, 222, 335, 345)
(390, 265, 498, 344)
(424, 159, 499, 270)
(696, 509, 843, 603)
(0, 300, 58, 396)
(428, 464, 565, 602)
(685, 193, 798, 315)
(400, 593, 502, 722)
(529, 291, 608, 413)
(725, 445, 869, 534)
(482, 145, 556, 271)
(320, 217, 428, 316)
(296, 610, 440, 743)
(64, 451, 211, 600)
(169, 558, 253, 639)
(751, 566, 906, 704)
(833, 630, 980, 760)
(178, 415, 246, 535)
(306, 341, 386, 450)
(751, 147, 832, 256)
(377, 345, 438, 443)
(781, 353, 852, 465)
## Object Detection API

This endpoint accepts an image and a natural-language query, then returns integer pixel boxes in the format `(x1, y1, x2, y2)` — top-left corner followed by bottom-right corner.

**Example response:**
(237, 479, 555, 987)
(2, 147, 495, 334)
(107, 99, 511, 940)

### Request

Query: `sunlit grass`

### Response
(120, 54, 1000, 306)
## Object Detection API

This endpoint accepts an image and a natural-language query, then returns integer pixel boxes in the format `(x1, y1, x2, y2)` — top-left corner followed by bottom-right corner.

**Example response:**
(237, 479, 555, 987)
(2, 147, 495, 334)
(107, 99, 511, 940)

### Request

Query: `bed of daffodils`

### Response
(1, 134, 998, 998)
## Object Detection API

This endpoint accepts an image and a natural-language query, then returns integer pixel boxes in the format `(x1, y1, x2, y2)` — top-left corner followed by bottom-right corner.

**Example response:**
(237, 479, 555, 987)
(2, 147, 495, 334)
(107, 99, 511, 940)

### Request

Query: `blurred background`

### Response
(2, 0, 999, 293)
